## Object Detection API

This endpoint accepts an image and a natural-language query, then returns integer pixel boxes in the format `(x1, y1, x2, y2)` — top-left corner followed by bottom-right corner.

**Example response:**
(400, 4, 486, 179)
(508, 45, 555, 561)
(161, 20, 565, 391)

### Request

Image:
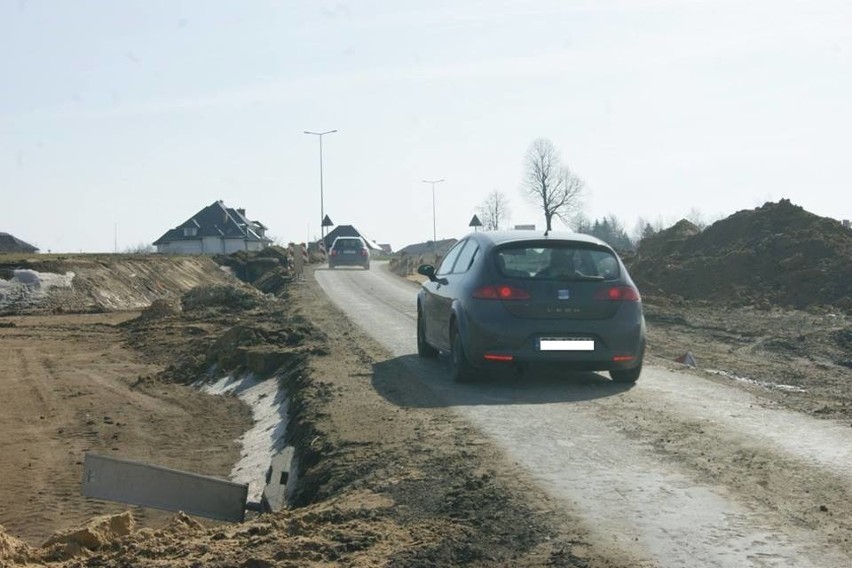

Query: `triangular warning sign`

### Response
(469, 214, 482, 227)
(322, 215, 334, 227)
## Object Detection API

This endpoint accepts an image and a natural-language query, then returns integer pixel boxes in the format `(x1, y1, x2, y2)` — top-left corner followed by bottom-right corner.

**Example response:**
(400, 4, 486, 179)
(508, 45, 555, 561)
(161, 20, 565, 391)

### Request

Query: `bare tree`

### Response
(124, 242, 155, 254)
(477, 190, 512, 231)
(576, 214, 633, 251)
(686, 207, 707, 230)
(520, 138, 585, 233)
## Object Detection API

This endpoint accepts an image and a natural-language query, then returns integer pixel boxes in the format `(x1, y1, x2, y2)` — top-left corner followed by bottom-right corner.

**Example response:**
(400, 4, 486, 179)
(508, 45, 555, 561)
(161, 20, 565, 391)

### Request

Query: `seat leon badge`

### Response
(557, 289, 570, 300)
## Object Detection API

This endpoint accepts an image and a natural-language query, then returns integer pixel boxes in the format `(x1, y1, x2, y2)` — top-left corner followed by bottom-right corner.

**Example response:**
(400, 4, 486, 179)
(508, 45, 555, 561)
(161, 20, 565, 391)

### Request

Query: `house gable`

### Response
(0, 233, 39, 253)
(322, 225, 382, 251)
(153, 201, 270, 253)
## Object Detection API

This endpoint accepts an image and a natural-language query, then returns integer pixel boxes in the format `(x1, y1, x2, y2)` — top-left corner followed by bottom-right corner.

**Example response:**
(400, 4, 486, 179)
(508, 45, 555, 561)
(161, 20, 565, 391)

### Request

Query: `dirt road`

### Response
(317, 262, 852, 567)
(3, 254, 850, 567)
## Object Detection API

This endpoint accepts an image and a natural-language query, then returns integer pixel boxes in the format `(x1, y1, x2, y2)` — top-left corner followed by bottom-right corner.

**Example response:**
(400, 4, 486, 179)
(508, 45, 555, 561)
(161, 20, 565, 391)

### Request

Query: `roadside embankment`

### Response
(0, 254, 236, 314)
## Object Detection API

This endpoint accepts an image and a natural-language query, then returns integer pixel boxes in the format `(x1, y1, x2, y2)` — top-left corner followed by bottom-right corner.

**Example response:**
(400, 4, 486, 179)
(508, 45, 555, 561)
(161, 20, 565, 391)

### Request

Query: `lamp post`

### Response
(422, 178, 444, 245)
(304, 129, 338, 246)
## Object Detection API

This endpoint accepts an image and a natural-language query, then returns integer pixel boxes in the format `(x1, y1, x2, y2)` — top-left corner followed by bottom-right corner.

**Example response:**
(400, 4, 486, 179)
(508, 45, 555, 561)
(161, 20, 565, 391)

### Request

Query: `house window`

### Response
(183, 227, 198, 237)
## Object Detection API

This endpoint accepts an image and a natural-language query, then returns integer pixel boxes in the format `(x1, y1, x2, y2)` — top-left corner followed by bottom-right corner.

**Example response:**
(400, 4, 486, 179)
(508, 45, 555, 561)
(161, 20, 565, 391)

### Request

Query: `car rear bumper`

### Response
(462, 303, 646, 371)
(329, 255, 369, 267)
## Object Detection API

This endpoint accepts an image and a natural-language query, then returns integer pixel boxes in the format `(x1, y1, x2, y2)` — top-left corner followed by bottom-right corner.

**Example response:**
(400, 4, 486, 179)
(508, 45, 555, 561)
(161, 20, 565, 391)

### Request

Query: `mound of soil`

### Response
(181, 283, 266, 312)
(217, 246, 295, 295)
(630, 200, 852, 311)
(0, 255, 236, 314)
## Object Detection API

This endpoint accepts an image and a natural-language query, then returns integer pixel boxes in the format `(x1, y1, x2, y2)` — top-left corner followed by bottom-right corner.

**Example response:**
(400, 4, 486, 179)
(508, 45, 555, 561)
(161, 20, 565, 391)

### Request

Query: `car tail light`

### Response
(473, 285, 531, 300)
(330, 250, 339, 256)
(594, 286, 640, 301)
(612, 355, 635, 362)
(360, 249, 368, 256)
(484, 353, 514, 362)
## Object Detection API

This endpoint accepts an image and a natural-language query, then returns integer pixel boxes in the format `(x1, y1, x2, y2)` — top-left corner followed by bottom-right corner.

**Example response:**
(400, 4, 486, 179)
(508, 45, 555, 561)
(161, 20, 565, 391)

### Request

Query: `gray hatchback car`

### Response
(416, 230, 646, 383)
(328, 236, 371, 270)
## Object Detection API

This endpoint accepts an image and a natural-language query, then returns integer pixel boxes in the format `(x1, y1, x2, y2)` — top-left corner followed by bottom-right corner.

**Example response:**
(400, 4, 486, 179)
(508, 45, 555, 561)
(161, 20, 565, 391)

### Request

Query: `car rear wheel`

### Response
(450, 324, 476, 383)
(610, 363, 641, 383)
(417, 309, 438, 358)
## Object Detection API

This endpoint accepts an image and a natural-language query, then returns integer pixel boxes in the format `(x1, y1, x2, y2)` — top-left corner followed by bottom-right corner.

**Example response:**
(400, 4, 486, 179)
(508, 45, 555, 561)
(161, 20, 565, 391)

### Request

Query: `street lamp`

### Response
(304, 129, 338, 247)
(422, 178, 444, 245)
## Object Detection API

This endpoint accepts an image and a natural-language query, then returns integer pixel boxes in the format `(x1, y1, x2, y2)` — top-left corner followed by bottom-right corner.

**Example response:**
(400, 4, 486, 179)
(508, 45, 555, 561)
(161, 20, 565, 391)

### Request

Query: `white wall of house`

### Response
(224, 239, 248, 254)
(201, 236, 225, 254)
(156, 238, 267, 254)
(156, 240, 203, 254)
(157, 237, 267, 254)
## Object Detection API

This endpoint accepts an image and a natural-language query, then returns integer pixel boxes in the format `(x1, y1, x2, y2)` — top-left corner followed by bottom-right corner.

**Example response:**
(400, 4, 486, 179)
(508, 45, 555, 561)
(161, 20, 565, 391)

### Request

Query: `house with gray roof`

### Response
(320, 225, 383, 252)
(0, 233, 39, 253)
(153, 201, 271, 254)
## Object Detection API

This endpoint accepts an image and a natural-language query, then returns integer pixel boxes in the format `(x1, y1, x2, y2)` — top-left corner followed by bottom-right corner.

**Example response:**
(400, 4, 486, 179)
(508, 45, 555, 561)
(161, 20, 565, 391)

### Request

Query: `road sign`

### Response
(322, 215, 334, 227)
(81, 454, 249, 522)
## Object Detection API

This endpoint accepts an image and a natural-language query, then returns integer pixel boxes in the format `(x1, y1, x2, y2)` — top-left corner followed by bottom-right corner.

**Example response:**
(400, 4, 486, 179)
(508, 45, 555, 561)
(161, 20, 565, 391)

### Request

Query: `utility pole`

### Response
(304, 130, 338, 245)
(422, 178, 445, 246)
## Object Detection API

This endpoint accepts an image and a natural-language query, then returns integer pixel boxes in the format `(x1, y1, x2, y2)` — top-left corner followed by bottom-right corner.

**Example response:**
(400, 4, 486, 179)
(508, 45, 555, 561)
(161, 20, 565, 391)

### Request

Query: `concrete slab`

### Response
(81, 453, 249, 522)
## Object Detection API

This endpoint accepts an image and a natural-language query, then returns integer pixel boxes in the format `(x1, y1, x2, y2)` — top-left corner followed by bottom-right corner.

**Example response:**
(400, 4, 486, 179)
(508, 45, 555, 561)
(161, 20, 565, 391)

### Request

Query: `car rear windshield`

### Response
(495, 244, 620, 281)
(334, 239, 364, 250)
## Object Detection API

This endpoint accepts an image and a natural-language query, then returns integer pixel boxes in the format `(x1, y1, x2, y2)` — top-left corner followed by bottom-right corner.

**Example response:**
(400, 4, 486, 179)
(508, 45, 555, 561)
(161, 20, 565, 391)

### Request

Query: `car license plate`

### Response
(343, 250, 355, 254)
(538, 338, 594, 351)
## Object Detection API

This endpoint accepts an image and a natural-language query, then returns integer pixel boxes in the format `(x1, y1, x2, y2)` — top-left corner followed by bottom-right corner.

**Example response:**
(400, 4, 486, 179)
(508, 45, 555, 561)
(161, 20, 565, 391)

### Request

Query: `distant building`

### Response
(153, 200, 270, 254)
(397, 239, 458, 258)
(320, 225, 383, 251)
(0, 232, 38, 253)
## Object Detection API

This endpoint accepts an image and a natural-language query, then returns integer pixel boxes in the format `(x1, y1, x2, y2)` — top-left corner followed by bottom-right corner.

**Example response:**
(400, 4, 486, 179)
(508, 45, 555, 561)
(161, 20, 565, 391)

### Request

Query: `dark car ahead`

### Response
(329, 236, 371, 270)
(416, 230, 646, 383)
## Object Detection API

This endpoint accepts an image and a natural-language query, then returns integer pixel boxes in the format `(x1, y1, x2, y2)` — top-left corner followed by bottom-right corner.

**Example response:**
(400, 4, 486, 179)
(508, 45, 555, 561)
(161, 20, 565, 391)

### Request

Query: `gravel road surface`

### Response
(317, 262, 852, 568)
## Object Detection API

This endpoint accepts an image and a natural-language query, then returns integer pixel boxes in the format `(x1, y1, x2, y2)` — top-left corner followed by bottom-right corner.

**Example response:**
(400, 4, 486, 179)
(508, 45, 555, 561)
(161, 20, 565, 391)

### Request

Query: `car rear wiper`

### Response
(566, 274, 605, 282)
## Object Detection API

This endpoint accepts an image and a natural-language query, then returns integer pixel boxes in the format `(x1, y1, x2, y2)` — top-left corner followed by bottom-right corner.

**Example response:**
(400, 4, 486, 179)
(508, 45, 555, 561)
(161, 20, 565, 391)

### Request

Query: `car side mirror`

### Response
(418, 264, 448, 285)
(417, 264, 437, 281)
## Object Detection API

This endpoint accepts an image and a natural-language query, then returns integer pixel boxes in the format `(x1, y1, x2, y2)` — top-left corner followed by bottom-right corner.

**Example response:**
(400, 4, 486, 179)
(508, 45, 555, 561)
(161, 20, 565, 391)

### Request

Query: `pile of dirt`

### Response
(136, 298, 182, 320)
(0, 527, 30, 565)
(39, 512, 135, 562)
(630, 200, 852, 311)
(0, 255, 236, 314)
(123, 280, 324, 385)
(181, 283, 266, 312)
(217, 246, 295, 295)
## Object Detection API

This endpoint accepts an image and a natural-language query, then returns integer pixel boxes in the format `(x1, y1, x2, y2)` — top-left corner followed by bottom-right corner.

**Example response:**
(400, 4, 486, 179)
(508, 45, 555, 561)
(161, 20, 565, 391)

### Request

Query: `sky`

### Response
(2, 0, 851, 253)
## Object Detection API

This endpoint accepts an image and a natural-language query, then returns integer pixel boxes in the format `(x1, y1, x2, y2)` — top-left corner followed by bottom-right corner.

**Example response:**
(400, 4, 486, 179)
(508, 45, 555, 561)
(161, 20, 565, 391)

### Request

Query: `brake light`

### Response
(484, 353, 514, 362)
(330, 250, 339, 256)
(594, 286, 640, 301)
(473, 285, 530, 300)
(612, 355, 635, 362)
(360, 250, 368, 256)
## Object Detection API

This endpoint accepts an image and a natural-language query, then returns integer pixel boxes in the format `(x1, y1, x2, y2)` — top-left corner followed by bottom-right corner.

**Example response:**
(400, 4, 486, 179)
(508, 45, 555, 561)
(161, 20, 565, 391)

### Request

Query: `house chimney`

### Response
(843, 219, 850, 229)
(237, 208, 246, 218)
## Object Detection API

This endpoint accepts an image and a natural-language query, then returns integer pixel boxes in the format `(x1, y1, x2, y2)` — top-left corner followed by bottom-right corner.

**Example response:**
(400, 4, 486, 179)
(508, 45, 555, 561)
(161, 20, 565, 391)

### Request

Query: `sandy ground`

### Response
(0, 311, 251, 545)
